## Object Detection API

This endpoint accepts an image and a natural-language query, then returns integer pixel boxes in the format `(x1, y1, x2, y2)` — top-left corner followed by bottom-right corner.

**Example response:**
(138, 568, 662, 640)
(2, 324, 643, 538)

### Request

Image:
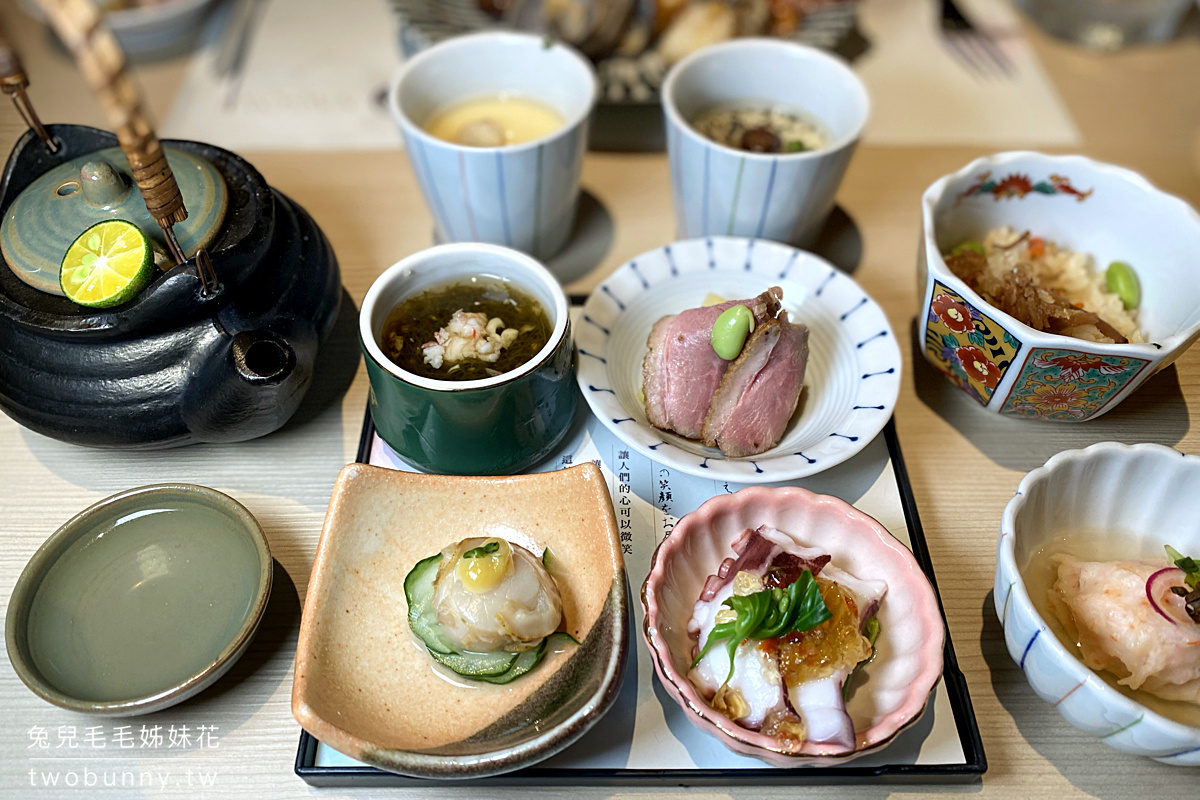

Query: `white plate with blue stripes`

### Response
(575, 237, 901, 483)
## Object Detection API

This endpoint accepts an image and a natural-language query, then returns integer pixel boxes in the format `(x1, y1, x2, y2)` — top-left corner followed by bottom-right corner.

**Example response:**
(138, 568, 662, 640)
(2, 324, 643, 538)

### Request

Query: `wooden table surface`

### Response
(2, 4, 1200, 798)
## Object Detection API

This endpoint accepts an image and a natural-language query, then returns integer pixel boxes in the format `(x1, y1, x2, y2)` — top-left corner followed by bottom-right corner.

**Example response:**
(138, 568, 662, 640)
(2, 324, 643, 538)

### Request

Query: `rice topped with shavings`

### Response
(980, 226, 1143, 344)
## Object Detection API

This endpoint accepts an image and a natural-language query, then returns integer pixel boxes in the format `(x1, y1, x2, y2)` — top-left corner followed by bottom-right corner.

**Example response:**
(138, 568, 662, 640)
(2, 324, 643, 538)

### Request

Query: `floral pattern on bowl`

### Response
(919, 151, 1200, 422)
(999, 348, 1151, 420)
(955, 171, 1094, 204)
(923, 281, 1022, 405)
(996, 442, 1200, 765)
(641, 486, 944, 767)
(575, 236, 901, 483)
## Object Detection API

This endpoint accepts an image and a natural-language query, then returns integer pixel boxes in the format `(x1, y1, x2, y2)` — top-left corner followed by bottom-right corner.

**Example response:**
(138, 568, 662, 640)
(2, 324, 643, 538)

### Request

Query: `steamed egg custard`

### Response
(406, 536, 574, 683)
(423, 96, 565, 147)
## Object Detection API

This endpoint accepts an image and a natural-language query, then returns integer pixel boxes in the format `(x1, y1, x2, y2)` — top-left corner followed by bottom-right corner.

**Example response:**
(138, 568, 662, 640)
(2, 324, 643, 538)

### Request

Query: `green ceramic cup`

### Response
(5, 484, 272, 716)
(359, 243, 576, 475)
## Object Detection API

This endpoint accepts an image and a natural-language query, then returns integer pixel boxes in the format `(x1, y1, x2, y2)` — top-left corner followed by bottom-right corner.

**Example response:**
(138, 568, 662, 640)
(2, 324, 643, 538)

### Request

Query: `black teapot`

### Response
(0, 125, 341, 448)
(0, 11, 342, 448)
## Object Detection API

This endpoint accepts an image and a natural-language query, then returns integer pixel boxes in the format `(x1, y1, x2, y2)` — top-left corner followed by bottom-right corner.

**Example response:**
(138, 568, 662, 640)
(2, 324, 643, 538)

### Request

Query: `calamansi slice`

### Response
(59, 220, 154, 309)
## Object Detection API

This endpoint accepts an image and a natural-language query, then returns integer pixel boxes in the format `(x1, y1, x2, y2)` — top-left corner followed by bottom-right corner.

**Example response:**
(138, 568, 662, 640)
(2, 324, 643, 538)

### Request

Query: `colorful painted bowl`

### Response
(996, 442, 1200, 766)
(359, 242, 575, 475)
(919, 151, 1200, 422)
(6, 484, 272, 715)
(576, 236, 901, 483)
(389, 31, 597, 263)
(641, 486, 944, 767)
(662, 38, 869, 249)
(292, 462, 628, 779)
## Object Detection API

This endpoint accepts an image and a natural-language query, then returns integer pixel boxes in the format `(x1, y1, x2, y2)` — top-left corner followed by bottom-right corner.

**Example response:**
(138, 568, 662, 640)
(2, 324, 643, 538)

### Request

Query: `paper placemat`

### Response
(856, 0, 1081, 147)
(160, 0, 400, 151)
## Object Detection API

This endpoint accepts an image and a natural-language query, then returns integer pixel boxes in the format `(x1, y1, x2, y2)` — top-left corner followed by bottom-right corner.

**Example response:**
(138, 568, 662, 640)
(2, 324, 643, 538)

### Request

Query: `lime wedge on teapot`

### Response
(59, 220, 154, 308)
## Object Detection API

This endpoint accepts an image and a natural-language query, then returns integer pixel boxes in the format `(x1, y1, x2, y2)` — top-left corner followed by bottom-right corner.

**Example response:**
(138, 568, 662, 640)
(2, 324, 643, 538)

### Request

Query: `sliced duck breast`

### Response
(641, 288, 782, 439)
(701, 312, 809, 457)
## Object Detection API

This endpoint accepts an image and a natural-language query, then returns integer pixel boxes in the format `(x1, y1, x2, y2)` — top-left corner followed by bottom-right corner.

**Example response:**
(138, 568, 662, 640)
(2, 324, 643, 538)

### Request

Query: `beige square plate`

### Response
(292, 463, 628, 779)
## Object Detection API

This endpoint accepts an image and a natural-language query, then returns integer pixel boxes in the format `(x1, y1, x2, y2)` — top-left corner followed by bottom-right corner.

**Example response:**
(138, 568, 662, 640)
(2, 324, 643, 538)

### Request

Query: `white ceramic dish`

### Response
(662, 39, 869, 249)
(642, 486, 944, 766)
(389, 31, 597, 263)
(996, 442, 1200, 765)
(575, 236, 900, 483)
(19, 0, 217, 57)
(919, 151, 1200, 422)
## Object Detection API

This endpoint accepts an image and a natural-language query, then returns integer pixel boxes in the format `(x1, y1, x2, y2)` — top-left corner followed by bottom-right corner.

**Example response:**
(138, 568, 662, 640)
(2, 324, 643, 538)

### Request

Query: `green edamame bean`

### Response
(711, 305, 753, 360)
(950, 241, 986, 258)
(1106, 261, 1140, 310)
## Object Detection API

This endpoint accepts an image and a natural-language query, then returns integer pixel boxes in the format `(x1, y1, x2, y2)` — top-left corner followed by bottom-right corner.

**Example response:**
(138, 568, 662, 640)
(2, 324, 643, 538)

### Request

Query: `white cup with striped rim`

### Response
(389, 32, 597, 264)
(661, 38, 869, 249)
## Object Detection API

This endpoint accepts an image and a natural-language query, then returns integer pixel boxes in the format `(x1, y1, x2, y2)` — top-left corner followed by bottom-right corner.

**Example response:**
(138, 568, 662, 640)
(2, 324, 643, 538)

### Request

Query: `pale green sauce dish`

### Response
(6, 484, 272, 715)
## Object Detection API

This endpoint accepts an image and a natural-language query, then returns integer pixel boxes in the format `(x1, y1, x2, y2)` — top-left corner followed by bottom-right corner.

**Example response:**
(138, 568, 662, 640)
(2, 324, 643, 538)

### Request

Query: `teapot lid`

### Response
(0, 145, 227, 296)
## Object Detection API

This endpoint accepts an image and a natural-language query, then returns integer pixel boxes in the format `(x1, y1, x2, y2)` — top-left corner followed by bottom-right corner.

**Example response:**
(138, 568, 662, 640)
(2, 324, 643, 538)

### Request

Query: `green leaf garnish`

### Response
(542, 546, 554, 570)
(844, 617, 881, 702)
(864, 616, 881, 647)
(785, 141, 807, 153)
(463, 541, 500, 559)
(691, 570, 832, 685)
(1167, 545, 1200, 589)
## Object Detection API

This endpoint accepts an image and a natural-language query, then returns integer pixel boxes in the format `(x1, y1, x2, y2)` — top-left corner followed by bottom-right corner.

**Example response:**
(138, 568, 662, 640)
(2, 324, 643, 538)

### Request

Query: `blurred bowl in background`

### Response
(18, 0, 219, 59)
(1013, 0, 1195, 50)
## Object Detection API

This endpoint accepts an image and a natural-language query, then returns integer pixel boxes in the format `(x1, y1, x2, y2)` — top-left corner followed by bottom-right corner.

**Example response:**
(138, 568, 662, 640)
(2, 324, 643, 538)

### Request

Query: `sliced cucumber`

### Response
(403, 554, 456, 654)
(475, 639, 548, 685)
(548, 630, 580, 647)
(429, 647, 518, 677)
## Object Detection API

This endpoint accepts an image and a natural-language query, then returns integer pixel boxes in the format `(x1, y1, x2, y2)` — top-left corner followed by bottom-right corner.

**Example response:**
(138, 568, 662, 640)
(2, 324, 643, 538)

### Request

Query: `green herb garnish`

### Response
(542, 546, 554, 570)
(691, 570, 831, 685)
(843, 617, 881, 701)
(863, 616, 880, 647)
(785, 141, 807, 153)
(463, 541, 500, 559)
(1166, 545, 1200, 589)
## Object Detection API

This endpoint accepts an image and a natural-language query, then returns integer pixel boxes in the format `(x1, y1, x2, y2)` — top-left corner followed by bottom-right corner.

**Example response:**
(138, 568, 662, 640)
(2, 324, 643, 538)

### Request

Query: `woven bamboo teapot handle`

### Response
(0, 21, 58, 151)
(33, 0, 189, 259)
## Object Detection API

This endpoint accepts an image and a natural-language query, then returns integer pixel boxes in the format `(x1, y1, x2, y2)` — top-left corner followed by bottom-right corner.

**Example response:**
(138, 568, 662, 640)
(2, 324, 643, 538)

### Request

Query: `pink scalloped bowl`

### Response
(641, 486, 944, 767)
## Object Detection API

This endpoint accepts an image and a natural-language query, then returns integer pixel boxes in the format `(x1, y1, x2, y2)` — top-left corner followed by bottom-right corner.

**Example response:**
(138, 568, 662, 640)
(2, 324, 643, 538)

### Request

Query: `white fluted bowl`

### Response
(996, 442, 1200, 765)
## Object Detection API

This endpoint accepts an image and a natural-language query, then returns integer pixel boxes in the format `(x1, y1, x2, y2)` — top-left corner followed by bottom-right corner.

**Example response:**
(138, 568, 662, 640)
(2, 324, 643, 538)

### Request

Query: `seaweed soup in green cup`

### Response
(378, 276, 553, 382)
(359, 243, 575, 476)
